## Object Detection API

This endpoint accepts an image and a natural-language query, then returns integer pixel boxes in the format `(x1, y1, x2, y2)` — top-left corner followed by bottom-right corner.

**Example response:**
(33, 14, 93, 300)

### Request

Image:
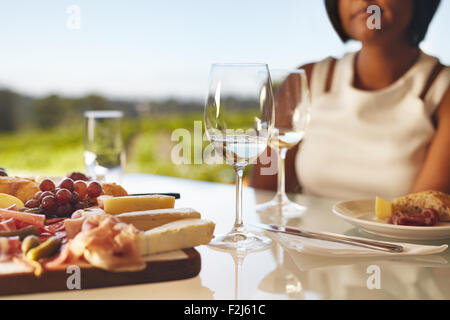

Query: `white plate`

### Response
(332, 199, 450, 240)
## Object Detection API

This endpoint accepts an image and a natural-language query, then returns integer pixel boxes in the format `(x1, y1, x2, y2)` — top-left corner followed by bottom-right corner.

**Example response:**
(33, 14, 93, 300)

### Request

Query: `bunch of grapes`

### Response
(67, 172, 89, 181)
(25, 178, 103, 218)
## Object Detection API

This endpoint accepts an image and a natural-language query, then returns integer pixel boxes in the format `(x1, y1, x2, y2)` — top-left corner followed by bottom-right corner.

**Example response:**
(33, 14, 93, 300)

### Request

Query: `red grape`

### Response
(25, 199, 40, 208)
(39, 191, 54, 202)
(70, 191, 80, 204)
(56, 203, 72, 217)
(39, 179, 55, 192)
(74, 180, 87, 198)
(59, 178, 74, 191)
(87, 181, 102, 198)
(41, 195, 58, 213)
(33, 191, 43, 200)
(56, 188, 72, 204)
(74, 201, 85, 210)
(67, 172, 89, 181)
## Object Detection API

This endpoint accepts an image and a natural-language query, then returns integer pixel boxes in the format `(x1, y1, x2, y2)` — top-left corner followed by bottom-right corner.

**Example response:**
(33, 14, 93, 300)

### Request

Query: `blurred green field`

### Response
(0, 112, 253, 183)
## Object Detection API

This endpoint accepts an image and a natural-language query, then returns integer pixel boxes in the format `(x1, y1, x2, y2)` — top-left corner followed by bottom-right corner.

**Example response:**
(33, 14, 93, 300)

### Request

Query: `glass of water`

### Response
(204, 63, 274, 251)
(84, 110, 125, 183)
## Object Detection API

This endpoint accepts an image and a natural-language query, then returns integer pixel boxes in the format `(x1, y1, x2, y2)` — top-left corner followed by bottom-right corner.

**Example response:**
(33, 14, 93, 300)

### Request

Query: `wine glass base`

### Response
(209, 229, 272, 252)
(256, 197, 306, 221)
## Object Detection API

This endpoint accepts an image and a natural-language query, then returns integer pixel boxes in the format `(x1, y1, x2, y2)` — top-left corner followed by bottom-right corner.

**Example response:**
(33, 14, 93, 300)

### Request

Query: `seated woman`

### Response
(250, 0, 450, 199)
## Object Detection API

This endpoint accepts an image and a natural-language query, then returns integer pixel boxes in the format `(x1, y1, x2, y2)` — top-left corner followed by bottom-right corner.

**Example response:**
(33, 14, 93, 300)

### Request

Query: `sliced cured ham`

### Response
(0, 209, 45, 228)
(387, 208, 440, 226)
(50, 213, 144, 271)
(39, 219, 67, 243)
(0, 236, 20, 254)
(64, 208, 106, 239)
(0, 236, 20, 261)
(0, 218, 16, 232)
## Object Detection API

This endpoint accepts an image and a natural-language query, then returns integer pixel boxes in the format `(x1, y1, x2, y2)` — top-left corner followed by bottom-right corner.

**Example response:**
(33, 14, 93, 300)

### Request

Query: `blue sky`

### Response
(0, 0, 449, 100)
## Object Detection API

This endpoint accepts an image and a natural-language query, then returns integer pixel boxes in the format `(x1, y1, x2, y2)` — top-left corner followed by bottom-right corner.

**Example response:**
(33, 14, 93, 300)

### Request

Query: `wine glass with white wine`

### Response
(204, 63, 275, 251)
(256, 69, 311, 219)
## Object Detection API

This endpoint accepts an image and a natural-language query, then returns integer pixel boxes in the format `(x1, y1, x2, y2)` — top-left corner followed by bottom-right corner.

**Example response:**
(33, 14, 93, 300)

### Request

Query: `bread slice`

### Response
(393, 190, 450, 221)
(101, 182, 128, 197)
(0, 176, 39, 203)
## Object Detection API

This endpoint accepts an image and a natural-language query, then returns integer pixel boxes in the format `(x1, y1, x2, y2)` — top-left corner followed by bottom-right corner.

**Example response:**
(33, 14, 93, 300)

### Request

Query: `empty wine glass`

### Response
(256, 69, 311, 219)
(204, 63, 275, 251)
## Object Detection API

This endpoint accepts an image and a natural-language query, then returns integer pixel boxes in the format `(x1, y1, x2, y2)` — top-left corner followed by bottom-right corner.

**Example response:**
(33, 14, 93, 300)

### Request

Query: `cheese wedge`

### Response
(138, 218, 215, 255)
(375, 196, 393, 220)
(117, 208, 201, 231)
(102, 195, 175, 215)
(97, 195, 113, 209)
(0, 193, 25, 209)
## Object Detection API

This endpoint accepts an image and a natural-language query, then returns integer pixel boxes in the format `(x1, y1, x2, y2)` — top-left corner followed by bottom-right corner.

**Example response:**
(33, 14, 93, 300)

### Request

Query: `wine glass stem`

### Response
(276, 148, 288, 201)
(233, 165, 245, 229)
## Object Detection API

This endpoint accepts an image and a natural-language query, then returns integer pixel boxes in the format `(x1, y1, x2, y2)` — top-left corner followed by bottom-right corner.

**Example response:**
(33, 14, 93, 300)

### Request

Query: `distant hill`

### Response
(0, 87, 257, 133)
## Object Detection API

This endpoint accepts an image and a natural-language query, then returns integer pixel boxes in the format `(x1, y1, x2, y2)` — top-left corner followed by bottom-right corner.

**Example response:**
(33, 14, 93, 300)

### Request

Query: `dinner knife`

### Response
(130, 193, 180, 199)
(251, 223, 404, 253)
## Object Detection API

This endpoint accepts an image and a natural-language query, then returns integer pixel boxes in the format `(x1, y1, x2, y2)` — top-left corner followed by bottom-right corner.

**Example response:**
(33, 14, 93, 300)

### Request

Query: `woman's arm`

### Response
(412, 87, 450, 193)
(248, 63, 314, 192)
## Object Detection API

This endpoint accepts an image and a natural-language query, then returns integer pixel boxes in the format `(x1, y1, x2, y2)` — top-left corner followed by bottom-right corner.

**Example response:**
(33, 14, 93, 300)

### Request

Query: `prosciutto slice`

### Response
(64, 208, 106, 239)
(387, 208, 440, 226)
(0, 209, 45, 228)
(0, 236, 20, 262)
(48, 213, 145, 272)
(0, 218, 16, 232)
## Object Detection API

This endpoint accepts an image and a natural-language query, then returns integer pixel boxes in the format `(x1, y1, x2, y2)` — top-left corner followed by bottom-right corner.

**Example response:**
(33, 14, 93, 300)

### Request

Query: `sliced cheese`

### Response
(97, 195, 113, 209)
(138, 218, 215, 255)
(102, 195, 175, 215)
(117, 208, 201, 231)
(375, 196, 393, 220)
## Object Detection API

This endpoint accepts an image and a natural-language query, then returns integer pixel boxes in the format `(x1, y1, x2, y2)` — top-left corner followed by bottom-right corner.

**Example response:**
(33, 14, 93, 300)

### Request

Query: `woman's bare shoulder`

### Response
(436, 86, 450, 124)
(297, 55, 343, 84)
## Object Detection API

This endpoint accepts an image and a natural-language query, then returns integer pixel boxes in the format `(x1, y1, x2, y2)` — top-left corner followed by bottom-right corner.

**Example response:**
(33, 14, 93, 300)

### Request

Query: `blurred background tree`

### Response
(0, 89, 18, 132)
(34, 95, 66, 128)
(0, 87, 253, 183)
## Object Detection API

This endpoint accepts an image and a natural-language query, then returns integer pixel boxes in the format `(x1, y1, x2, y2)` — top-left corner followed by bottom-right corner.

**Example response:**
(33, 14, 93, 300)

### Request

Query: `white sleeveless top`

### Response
(296, 51, 450, 200)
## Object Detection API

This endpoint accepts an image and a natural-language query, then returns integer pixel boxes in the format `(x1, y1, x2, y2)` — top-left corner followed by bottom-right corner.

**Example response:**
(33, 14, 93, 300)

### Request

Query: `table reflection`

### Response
(257, 242, 304, 299)
(253, 189, 450, 299)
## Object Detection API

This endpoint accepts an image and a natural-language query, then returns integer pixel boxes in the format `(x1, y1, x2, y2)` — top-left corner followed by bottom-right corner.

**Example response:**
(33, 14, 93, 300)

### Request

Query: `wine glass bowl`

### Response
(204, 63, 275, 251)
(256, 69, 311, 220)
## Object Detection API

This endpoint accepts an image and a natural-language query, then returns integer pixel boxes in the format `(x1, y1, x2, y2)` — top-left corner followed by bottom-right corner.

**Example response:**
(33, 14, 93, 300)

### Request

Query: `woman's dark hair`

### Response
(325, 0, 441, 47)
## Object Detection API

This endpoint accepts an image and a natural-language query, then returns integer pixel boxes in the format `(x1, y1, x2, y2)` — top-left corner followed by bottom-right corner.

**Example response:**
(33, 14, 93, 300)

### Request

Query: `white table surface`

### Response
(4, 173, 450, 300)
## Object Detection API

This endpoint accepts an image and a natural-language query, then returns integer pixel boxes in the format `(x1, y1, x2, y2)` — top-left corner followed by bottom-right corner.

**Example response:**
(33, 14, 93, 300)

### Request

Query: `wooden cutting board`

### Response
(0, 248, 200, 296)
